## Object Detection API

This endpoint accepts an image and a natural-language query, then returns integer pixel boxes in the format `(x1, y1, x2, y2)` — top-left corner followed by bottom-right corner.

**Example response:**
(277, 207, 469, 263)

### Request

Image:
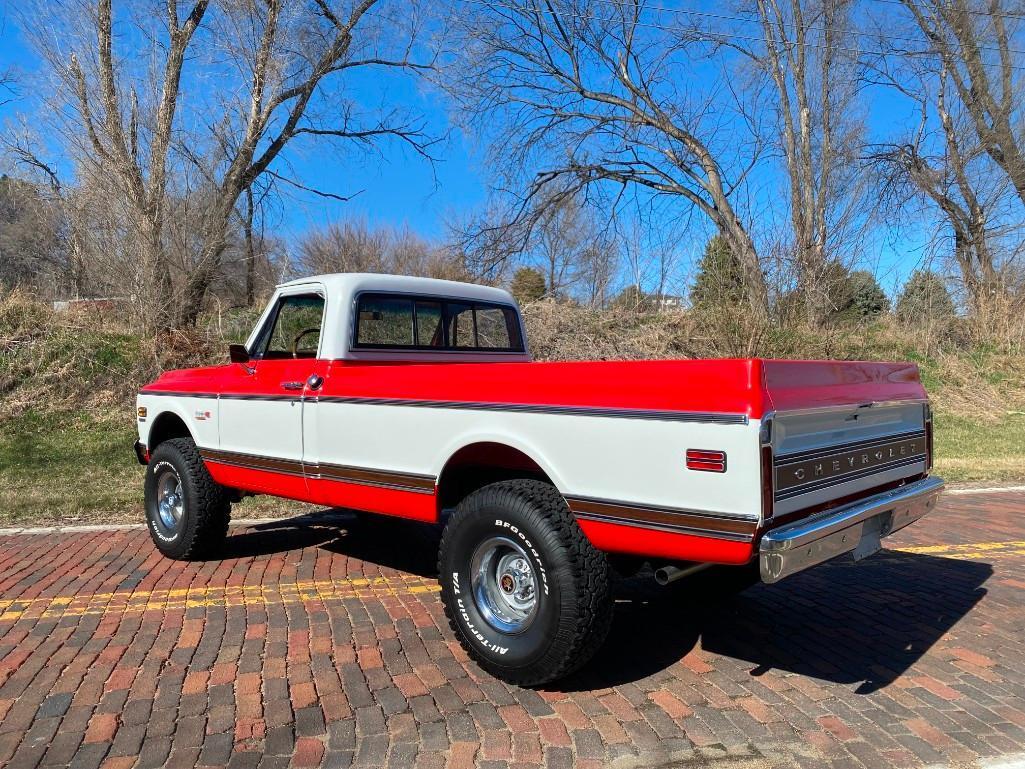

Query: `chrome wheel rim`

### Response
(155, 470, 184, 532)
(470, 536, 538, 633)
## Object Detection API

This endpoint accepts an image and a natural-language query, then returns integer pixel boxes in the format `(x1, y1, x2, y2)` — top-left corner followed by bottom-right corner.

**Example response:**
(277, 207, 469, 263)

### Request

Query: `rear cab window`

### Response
(354, 293, 523, 352)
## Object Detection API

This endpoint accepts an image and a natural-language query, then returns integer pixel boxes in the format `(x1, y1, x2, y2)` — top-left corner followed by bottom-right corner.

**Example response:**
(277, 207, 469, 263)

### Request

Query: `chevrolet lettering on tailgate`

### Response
(775, 432, 928, 499)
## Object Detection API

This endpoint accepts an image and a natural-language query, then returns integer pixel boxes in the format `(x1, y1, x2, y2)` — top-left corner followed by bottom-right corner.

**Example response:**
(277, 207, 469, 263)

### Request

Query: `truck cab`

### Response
(136, 273, 943, 685)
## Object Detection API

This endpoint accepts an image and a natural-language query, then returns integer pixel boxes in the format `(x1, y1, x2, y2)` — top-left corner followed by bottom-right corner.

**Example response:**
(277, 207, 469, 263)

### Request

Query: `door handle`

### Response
(307, 374, 324, 391)
(281, 381, 304, 391)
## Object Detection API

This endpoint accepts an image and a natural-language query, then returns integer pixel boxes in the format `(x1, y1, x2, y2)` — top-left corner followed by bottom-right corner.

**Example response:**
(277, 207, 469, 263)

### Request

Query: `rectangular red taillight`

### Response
(686, 449, 727, 473)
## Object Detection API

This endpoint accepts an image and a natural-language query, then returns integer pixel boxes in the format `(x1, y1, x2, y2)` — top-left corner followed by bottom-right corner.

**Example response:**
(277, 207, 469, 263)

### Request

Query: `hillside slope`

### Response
(2, 293, 1022, 525)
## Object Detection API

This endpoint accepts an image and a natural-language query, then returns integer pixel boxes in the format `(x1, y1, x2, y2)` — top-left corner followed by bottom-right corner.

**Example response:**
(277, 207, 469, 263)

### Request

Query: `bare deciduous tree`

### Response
(529, 196, 612, 300)
(578, 239, 618, 309)
(724, 0, 865, 321)
(899, 0, 1025, 208)
(298, 218, 468, 280)
(19, 0, 434, 328)
(298, 219, 389, 274)
(870, 69, 1002, 308)
(444, 0, 769, 317)
(866, 5, 1021, 311)
(0, 175, 63, 292)
(0, 69, 14, 108)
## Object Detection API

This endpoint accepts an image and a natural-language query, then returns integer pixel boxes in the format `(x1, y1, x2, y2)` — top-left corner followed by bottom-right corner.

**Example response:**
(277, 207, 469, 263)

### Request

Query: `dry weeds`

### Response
(3, 291, 1024, 424)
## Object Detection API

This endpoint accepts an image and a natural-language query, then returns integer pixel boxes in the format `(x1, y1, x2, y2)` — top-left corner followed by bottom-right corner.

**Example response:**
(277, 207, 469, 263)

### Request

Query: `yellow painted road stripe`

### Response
(0, 575, 431, 611)
(892, 540, 1025, 558)
(0, 575, 442, 623)
(1, 540, 1021, 624)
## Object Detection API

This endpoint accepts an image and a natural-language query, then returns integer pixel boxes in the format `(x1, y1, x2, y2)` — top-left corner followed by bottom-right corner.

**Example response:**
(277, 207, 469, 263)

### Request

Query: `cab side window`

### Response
(255, 294, 325, 359)
(475, 307, 516, 349)
(353, 293, 523, 352)
(414, 301, 445, 347)
(449, 303, 476, 349)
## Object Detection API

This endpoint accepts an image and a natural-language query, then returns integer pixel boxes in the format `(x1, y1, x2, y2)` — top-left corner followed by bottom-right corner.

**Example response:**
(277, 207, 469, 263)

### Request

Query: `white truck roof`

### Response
(278, 273, 516, 306)
(260, 273, 530, 362)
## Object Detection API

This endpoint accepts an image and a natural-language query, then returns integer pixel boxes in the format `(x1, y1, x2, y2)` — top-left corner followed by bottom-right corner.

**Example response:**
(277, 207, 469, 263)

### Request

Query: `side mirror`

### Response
(228, 344, 250, 363)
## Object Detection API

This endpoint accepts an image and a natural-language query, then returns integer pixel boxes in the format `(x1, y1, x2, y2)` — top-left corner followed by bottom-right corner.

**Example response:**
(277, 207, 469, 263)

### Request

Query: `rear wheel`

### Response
(144, 437, 231, 560)
(438, 479, 612, 686)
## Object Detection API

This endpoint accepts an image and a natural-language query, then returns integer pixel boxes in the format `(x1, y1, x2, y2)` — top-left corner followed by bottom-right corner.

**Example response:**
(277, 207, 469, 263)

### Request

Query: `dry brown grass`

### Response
(0, 291, 1021, 529)
(4, 290, 1025, 422)
(521, 299, 1025, 423)
(0, 290, 241, 420)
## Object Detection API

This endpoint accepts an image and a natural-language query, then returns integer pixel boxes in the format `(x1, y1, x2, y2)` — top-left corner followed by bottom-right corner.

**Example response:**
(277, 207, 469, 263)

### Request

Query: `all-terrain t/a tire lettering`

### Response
(144, 437, 231, 560)
(438, 479, 613, 686)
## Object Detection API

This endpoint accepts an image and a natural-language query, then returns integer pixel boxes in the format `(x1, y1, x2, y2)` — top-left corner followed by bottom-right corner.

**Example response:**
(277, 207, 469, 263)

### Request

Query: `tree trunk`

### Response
(721, 223, 768, 319)
(244, 187, 256, 307)
(174, 199, 234, 327)
(138, 218, 172, 333)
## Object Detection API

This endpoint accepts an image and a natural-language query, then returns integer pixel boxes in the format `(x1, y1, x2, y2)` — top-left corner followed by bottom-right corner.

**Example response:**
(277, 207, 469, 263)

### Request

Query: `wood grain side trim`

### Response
(200, 448, 306, 477)
(565, 496, 759, 542)
(316, 464, 436, 493)
(315, 395, 749, 425)
(199, 448, 436, 494)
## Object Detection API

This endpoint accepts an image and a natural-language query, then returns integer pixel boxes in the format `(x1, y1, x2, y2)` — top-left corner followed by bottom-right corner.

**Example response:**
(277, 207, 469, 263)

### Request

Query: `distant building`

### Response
(654, 294, 686, 311)
(52, 298, 126, 313)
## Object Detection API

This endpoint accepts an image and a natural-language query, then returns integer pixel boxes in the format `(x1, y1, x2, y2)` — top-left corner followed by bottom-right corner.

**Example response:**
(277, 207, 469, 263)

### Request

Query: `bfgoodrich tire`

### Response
(144, 437, 231, 560)
(438, 479, 612, 686)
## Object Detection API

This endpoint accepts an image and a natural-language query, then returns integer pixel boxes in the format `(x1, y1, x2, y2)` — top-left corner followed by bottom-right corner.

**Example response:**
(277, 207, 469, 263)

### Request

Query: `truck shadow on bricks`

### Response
(224, 510, 443, 577)
(216, 514, 990, 692)
(559, 552, 991, 693)
(218, 515, 350, 559)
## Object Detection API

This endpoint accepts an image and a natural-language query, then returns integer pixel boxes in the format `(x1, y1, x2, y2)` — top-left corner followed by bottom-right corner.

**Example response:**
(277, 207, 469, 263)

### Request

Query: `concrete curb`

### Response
(0, 514, 356, 537)
(945, 485, 1025, 496)
(1, 486, 1023, 536)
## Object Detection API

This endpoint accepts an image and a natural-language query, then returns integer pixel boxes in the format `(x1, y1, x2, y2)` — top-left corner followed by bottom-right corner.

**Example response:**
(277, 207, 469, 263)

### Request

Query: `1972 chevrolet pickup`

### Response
(136, 273, 943, 684)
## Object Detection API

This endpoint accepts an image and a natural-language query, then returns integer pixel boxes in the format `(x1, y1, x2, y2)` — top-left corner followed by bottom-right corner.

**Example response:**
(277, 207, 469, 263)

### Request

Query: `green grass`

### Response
(932, 410, 1025, 483)
(0, 410, 142, 525)
(0, 409, 314, 526)
(1, 406, 1022, 528)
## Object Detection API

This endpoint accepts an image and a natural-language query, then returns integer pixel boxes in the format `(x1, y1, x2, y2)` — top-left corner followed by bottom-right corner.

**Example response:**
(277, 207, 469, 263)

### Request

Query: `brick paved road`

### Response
(1, 490, 1023, 769)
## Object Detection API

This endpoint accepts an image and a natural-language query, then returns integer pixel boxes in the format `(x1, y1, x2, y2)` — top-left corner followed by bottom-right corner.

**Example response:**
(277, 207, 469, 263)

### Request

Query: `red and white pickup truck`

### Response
(136, 273, 943, 684)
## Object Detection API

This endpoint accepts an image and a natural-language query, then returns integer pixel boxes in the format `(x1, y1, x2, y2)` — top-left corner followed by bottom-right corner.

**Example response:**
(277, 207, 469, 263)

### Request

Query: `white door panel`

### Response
(219, 397, 305, 461)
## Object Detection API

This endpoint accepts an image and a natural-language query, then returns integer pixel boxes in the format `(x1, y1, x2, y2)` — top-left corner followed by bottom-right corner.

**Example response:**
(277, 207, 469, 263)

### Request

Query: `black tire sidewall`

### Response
(144, 444, 199, 558)
(442, 495, 566, 672)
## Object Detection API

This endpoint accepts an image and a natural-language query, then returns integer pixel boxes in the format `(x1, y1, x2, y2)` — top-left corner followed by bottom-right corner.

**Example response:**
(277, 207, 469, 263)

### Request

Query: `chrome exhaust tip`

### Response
(654, 562, 712, 586)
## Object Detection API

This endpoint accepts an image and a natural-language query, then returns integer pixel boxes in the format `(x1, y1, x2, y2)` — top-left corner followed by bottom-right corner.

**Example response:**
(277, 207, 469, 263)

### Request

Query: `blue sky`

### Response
(0, 10, 487, 241)
(0, 4, 935, 296)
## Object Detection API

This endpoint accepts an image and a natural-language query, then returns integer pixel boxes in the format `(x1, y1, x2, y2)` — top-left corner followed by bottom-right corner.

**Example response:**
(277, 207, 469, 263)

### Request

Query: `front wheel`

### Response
(144, 437, 231, 560)
(438, 480, 612, 686)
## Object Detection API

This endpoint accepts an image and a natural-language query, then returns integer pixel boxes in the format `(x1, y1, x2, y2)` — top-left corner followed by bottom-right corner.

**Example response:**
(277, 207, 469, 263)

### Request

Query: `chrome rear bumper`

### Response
(759, 475, 944, 584)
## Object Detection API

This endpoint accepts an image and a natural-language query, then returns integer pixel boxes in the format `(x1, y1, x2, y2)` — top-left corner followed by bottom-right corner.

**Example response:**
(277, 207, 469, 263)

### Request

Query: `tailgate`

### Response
(760, 360, 931, 518)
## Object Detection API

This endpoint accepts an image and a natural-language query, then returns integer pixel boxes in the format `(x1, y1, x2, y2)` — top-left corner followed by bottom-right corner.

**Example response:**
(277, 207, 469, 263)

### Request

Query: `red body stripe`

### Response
(143, 358, 926, 419)
(578, 518, 755, 564)
(205, 461, 311, 503)
(306, 477, 436, 522)
(204, 461, 437, 522)
(204, 460, 748, 562)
